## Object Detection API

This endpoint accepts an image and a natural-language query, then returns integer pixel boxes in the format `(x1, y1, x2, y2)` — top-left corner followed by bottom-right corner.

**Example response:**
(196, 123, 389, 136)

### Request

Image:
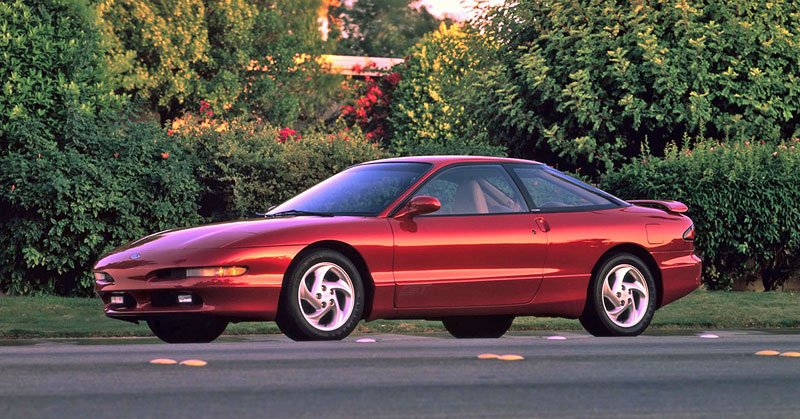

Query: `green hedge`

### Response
(175, 115, 386, 220)
(602, 139, 800, 290)
(1, 117, 202, 296)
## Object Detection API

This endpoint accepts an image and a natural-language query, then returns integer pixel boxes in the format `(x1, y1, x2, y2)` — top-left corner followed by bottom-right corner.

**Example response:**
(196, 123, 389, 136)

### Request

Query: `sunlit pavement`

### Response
(2, 331, 800, 418)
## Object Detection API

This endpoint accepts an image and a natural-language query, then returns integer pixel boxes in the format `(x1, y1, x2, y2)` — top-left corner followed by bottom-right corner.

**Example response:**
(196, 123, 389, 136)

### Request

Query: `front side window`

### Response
(512, 165, 618, 210)
(412, 165, 527, 215)
(271, 162, 431, 216)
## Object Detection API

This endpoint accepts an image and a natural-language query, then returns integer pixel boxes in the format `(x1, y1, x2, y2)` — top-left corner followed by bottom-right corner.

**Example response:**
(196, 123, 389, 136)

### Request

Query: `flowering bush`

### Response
(603, 139, 800, 290)
(339, 63, 401, 143)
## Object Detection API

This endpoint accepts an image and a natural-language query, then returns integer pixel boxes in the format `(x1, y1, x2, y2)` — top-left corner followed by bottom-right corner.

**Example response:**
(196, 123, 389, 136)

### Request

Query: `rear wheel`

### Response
(442, 315, 514, 338)
(580, 253, 657, 337)
(147, 317, 228, 343)
(276, 250, 364, 341)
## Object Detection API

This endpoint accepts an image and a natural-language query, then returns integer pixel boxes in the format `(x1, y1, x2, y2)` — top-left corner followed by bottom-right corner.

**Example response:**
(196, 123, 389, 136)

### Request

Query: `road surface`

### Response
(2, 331, 800, 418)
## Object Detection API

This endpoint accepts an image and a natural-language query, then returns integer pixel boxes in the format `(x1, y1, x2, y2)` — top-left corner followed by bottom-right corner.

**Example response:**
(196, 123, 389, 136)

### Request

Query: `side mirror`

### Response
(394, 195, 441, 219)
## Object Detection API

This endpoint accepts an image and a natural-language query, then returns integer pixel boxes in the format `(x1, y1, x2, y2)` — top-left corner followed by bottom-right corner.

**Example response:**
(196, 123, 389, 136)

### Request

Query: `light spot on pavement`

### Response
(356, 338, 377, 343)
(180, 359, 208, 367)
(755, 350, 780, 356)
(477, 353, 500, 359)
(149, 358, 177, 365)
(699, 334, 719, 339)
(779, 352, 800, 358)
(546, 336, 567, 340)
(497, 354, 524, 361)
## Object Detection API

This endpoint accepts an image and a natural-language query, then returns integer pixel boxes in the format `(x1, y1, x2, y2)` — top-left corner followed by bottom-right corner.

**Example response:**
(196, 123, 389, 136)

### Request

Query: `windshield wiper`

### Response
(263, 209, 335, 218)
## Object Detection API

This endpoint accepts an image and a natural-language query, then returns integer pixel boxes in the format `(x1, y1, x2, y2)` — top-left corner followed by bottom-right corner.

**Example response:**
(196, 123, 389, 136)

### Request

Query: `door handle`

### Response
(535, 217, 550, 233)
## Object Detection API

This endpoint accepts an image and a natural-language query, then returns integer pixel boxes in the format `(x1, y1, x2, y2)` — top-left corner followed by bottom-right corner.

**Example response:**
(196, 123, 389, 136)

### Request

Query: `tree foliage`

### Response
(388, 23, 506, 156)
(97, 0, 337, 124)
(471, 0, 800, 172)
(333, 0, 448, 57)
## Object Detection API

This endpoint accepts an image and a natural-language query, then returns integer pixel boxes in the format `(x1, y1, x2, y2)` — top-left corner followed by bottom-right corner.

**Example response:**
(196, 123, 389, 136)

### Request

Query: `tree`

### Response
(333, 0, 449, 57)
(469, 0, 800, 173)
(96, 0, 337, 124)
(388, 23, 505, 156)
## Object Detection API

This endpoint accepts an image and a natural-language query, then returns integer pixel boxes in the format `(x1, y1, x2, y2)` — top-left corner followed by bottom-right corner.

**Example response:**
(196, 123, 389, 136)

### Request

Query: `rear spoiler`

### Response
(627, 200, 688, 214)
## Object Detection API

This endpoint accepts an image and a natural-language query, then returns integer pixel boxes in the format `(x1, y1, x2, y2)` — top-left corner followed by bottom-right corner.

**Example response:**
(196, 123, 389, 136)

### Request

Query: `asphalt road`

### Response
(2, 331, 800, 418)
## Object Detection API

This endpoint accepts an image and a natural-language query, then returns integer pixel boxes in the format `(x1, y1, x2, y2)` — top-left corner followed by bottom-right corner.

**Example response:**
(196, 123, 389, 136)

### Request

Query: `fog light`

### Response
(110, 295, 125, 304)
(185, 266, 247, 277)
(177, 294, 193, 304)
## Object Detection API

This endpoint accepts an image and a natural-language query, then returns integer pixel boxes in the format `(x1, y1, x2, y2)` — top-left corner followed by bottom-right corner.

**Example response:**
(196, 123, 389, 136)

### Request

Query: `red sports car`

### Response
(94, 156, 701, 343)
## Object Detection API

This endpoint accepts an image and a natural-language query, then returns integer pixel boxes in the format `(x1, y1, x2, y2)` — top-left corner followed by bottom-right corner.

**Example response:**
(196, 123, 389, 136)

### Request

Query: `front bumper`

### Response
(97, 283, 282, 321)
(94, 245, 305, 322)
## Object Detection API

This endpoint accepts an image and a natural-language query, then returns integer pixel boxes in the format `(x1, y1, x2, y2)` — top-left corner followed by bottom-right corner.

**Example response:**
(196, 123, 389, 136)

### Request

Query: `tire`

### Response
(442, 315, 514, 338)
(276, 250, 365, 341)
(580, 253, 657, 337)
(147, 317, 228, 343)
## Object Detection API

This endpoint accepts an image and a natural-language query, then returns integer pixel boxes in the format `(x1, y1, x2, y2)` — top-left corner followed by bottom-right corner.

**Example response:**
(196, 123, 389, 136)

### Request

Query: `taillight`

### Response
(683, 224, 695, 241)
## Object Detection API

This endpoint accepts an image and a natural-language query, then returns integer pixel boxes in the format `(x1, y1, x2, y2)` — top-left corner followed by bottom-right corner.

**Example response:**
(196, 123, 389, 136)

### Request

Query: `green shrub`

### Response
(175, 113, 386, 220)
(1, 118, 201, 296)
(388, 24, 506, 157)
(472, 0, 800, 172)
(602, 139, 800, 290)
(0, 0, 201, 296)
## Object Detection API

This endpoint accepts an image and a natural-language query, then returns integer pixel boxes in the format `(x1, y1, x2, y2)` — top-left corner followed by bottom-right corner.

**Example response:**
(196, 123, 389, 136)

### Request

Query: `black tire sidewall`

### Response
(279, 250, 364, 341)
(590, 254, 657, 336)
(147, 317, 227, 343)
(442, 315, 514, 339)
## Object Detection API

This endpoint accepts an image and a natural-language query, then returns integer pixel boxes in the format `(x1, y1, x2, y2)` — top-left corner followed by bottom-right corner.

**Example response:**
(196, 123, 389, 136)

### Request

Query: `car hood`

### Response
(109, 216, 352, 255)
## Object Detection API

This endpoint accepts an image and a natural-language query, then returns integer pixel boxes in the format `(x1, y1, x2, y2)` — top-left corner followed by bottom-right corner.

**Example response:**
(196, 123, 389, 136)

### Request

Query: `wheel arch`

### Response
(589, 243, 664, 309)
(281, 240, 376, 320)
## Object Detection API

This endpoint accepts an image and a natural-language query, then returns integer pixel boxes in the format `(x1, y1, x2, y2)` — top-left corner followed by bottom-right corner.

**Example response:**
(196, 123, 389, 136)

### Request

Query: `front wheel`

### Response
(442, 315, 514, 338)
(147, 317, 228, 343)
(276, 250, 365, 341)
(580, 253, 657, 337)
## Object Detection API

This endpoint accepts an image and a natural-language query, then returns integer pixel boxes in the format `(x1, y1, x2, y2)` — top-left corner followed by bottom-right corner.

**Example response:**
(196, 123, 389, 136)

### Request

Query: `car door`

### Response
(390, 164, 548, 308)
(508, 164, 625, 309)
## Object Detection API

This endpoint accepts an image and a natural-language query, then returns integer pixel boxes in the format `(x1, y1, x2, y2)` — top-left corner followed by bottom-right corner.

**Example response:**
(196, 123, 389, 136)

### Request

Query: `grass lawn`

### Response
(1, 290, 799, 339)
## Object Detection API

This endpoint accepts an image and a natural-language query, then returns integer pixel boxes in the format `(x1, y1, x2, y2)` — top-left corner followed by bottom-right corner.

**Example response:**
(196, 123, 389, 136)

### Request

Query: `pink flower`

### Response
(161, 152, 170, 160)
(199, 100, 211, 114)
(278, 127, 299, 143)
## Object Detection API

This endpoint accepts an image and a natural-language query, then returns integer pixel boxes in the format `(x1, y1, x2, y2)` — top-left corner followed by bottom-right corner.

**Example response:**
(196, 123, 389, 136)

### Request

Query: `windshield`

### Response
(269, 162, 431, 216)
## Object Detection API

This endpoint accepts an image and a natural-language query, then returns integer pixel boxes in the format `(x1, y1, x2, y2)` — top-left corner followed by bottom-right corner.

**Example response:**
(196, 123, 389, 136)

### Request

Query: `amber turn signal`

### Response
(185, 266, 247, 277)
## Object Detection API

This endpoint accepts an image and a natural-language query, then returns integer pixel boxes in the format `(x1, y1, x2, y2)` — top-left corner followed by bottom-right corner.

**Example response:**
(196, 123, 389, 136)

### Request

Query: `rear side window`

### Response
(511, 166, 617, 211)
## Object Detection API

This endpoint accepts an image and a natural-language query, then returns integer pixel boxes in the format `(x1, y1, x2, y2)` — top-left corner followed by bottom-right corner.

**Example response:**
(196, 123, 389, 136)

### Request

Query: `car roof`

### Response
(361, 155, 543, 167)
